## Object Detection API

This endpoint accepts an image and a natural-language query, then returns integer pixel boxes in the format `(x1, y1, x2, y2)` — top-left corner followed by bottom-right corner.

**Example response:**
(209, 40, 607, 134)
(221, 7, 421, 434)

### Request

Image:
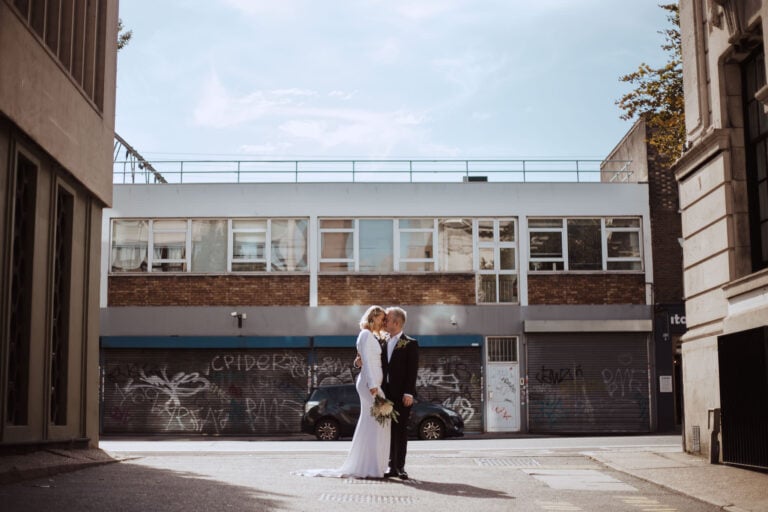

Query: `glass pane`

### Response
(607, 260, 642, 271)
(232, 219, 266, 230)
(568, 218, 601, 270)
(360, 219, 393, 272)
(320, 219, 353, 229)
(479, 247, 494, 270)
(529, 218, 562, 228)
(153, 227, 186, 263)
(320, 261, 354, 272)
(400, 231, 433, 259)
(111, 220, 148, 272)
(499, 220, 515, 242)
(607, 231, 640, 258)
(477, 275, 496, 303)
(438, 219, 472, 271)
(499, 274, 517, 303)
(154, 219, 187, 231)
(271, 219, 308, 271)
(529, 261, 564, 271)
(500, 248, 516, 270)
(761, 220, 768, 263)
(478, 220, 493, 241)
(605, 218, 640, 228)
(399, 218, 432, 229)
(759, 181, 768, 220)
(749, 101, 760, 138)
(487, 337, 517, 362)
(401, 261, 434, 271)
(191, 220, 227, 272)
(233, 232, 265, 259)
(232, 261, 267, 272)
(529, 231, 562, 258)
(321, 232, 352, 260)
(760, 141, 768, 182)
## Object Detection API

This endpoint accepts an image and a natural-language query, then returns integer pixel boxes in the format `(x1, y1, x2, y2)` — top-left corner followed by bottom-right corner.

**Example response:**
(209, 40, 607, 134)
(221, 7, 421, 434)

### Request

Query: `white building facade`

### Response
(99, 173, 662, 437)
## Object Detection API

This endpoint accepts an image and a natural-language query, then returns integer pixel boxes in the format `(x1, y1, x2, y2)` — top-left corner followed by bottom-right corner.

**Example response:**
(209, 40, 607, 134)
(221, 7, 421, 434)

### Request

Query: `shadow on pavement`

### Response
(0, 460, 288, 512)
(401, 479, 515, 500)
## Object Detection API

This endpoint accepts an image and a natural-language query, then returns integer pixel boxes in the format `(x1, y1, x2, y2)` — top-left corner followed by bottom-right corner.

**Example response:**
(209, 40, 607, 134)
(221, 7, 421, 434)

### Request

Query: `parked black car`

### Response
(301, 384, 464, 441)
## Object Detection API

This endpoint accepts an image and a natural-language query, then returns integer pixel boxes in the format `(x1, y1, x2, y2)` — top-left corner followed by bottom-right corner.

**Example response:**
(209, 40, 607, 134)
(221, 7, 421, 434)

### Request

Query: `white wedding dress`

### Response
(296, 329, 391, 478)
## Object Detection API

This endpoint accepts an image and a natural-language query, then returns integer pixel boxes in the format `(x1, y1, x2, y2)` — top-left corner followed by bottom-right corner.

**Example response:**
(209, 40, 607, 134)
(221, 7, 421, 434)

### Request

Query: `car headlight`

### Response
(305, 400, 320, 413)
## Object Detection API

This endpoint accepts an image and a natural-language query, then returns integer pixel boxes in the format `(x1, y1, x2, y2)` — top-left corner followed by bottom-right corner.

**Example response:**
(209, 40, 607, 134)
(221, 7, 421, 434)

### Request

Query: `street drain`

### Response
(475, 457, 541, 467)
(319, 494, 416, 504)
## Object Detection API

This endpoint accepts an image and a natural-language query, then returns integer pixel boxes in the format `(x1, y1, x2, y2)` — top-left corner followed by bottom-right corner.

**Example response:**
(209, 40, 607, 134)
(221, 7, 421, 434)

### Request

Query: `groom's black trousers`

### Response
(390, 401, 412, 471)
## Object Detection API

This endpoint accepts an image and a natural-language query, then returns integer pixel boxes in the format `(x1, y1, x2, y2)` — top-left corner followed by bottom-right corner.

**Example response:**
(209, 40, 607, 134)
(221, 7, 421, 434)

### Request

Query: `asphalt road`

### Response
(0, 435, 721, 512)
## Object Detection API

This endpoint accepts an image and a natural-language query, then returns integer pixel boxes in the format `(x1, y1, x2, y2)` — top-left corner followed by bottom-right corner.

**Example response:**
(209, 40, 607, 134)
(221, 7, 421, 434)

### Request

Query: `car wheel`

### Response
(418, 418, 445, 440)
(315, 418, 340, 440)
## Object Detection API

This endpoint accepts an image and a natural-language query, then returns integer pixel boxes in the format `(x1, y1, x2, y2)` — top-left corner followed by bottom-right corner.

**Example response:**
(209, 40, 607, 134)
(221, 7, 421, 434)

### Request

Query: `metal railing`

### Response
(113, 158, 634, 184)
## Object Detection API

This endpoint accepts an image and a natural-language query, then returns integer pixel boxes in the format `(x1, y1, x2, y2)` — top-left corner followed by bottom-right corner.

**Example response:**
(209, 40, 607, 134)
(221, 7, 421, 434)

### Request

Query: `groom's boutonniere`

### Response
(395, 338, 409, 350)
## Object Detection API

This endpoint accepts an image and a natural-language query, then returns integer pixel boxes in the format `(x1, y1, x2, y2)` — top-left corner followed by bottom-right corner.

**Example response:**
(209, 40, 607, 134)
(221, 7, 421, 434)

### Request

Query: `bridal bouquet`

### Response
(371, 395, 399, 426)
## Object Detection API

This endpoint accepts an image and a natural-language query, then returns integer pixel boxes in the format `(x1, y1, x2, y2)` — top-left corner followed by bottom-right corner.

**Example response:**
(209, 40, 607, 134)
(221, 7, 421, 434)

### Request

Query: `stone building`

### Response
(0, 0, 118, 449)
(676, 0, 768, 469)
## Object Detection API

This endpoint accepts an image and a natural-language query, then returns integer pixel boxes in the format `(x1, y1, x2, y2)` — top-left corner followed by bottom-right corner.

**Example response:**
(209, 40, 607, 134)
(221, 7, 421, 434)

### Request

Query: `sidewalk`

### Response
(584, 448, 768, 512)
(1, 439, 767, 511)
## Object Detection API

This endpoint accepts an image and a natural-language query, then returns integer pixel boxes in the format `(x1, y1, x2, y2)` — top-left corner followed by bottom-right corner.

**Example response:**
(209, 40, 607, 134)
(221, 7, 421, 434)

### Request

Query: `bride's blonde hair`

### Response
(359, 305, 385, 330)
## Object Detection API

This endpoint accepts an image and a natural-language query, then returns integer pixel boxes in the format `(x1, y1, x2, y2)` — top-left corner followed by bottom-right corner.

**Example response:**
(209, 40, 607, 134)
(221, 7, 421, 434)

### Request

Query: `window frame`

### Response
(475, 218, 518, 304)
(528, 216, 643, 273)
(396, 218, 437, 272)
(229, 219, 270, 272)
(149, 219, 190, 272)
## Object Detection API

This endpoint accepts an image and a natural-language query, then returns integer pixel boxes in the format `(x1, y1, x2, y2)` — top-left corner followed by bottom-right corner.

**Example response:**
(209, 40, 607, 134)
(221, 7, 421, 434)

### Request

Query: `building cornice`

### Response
(673, 129, 731, 181)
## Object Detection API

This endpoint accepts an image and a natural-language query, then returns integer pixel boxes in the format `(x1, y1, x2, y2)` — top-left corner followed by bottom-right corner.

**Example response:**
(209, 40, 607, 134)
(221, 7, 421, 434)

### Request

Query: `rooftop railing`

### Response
(112, 158, 634, 184)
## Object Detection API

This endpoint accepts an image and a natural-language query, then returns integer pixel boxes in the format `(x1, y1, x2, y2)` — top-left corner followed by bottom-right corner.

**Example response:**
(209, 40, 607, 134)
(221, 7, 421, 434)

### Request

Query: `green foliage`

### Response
(117, 18, 132, 51)
(616, 3, 684, 162)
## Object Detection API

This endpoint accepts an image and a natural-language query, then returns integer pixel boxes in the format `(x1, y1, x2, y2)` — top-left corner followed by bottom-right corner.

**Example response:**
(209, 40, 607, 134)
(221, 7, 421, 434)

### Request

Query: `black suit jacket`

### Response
(382, 334, 419, 401)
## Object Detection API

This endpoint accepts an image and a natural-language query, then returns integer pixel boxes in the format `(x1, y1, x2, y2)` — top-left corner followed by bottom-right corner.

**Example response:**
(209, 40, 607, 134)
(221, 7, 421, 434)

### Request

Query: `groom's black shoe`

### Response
(383, 469, 397, 478)
(397, 469, 408, 480)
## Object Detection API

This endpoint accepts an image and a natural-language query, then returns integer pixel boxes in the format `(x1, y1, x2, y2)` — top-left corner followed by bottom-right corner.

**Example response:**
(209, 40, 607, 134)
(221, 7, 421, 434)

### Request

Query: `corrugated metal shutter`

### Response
(527, 333, 650, 433)
(102, 348, 310, 435)
(313, 346, 483, 433)
(418, 347, 483, 433)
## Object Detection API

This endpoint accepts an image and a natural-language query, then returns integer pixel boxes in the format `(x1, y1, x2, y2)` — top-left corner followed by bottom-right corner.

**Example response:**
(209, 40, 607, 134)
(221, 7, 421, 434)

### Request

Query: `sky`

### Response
(115, 1, 672, 162)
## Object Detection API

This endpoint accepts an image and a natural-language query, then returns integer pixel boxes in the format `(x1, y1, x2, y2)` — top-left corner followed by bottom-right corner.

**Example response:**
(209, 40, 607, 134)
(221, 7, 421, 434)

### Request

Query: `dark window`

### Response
(742, 48, 768, 271)
(7, 152, 37, 425)
(51, 186, 73, 425)
(567, 218, 602, 270)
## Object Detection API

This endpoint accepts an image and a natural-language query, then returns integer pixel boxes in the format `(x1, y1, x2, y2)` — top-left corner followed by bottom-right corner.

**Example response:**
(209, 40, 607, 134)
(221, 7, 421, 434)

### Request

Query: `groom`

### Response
(381, 306, 419, 480)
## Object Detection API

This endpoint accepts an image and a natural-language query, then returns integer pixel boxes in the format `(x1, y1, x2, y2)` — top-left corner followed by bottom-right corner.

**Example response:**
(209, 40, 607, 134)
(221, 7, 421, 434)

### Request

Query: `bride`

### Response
(296, 305, 391, 478)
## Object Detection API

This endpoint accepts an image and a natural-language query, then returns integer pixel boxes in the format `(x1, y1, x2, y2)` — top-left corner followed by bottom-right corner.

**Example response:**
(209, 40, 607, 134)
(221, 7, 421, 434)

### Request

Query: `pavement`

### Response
(1, 437, 767, 512)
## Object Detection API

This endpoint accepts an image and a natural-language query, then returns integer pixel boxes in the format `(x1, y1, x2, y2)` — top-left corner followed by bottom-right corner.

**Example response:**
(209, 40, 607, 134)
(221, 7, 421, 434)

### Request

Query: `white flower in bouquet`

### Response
(371, 394, 399, 426)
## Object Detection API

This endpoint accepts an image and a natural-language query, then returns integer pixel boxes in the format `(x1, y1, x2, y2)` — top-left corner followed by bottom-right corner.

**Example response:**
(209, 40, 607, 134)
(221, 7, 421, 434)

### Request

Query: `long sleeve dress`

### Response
(295, 329, 391, 478)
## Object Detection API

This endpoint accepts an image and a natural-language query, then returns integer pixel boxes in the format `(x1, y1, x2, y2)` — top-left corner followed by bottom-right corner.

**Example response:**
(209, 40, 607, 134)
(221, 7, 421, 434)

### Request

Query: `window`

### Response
(606, 218, 642, 270)
(528, 218, 565, 271)
(151, 220, 188, 272)
(319, 219, 394, 272)
(230, 219, 308, 272)
(191, 220, 227, 272)
(319, 219, 355, 271)
(271, 219, 308, 271)
(110, 218, 308, 273)
(528, 217, 642, 272)
(487, 337, 518, 362)
(111, 220, 148, 272)
(742, 48, 768, 271)
(476, 219, 518, 303)
(438, 218, 473, 271)
(231, 219, 267, 272)
(398, 219, 436, 271)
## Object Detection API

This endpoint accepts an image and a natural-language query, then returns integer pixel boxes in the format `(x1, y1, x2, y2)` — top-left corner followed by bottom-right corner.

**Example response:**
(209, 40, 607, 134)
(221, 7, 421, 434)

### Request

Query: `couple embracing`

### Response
(298, 305, 419, 480)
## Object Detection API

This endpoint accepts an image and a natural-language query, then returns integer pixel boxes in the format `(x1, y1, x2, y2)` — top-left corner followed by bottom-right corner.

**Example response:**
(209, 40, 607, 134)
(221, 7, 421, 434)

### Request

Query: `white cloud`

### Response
(328, 90, 357, 101)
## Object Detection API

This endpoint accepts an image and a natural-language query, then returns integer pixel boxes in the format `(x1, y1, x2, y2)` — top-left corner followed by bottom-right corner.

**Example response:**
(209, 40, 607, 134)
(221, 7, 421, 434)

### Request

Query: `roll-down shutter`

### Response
(102, 348, 310, 435)
(527, 333, 650, 433)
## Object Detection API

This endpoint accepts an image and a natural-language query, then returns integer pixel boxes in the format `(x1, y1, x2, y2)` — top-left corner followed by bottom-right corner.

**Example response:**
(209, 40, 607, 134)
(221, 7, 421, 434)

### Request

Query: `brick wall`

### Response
(108, 275, 310, 306)
(527, 274, 646, 305)
(646, 126, 684, 304)
(318, 274, 476, 305)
